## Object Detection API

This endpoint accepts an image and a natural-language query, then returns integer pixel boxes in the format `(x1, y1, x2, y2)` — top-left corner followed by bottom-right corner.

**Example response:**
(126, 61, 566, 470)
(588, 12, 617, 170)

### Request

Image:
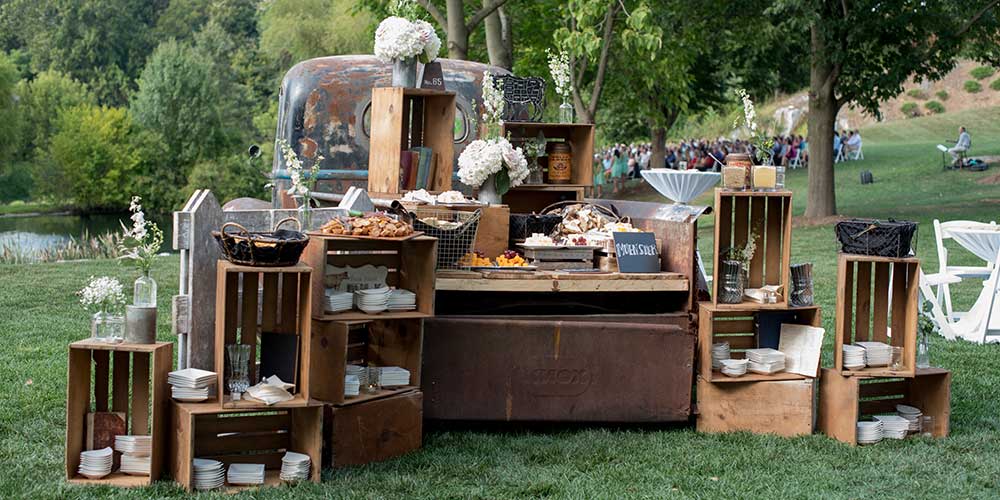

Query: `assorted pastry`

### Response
(319, 214, 414, 238)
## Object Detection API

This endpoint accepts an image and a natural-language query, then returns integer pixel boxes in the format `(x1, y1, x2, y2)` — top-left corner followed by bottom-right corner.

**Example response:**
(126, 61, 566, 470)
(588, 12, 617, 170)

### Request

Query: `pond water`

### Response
(0, 212, 173, 254)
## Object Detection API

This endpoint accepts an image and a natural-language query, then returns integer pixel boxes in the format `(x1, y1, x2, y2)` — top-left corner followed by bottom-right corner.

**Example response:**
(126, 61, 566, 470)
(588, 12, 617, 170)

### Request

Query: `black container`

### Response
(835, 218, 917, 258)
(509, 213, 562, 243)
(212, 217, 309, 267)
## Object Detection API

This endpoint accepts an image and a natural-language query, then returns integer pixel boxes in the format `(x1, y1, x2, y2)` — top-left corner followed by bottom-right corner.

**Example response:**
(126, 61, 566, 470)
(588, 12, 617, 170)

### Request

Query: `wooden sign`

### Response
(420, 61, 446, 90)
(613, 232, 659, 273)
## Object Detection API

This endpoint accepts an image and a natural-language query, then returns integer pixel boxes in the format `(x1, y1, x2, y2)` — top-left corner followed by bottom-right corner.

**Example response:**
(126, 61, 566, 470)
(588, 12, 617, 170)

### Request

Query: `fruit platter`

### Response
(461, 250, 538, 271)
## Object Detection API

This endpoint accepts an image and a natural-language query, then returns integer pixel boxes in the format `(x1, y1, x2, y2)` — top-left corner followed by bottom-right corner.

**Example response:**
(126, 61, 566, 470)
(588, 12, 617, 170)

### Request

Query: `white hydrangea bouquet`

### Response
(457, 71, 529, 200)
(78, 276, 126, 315)
(374, 14, 441, 64)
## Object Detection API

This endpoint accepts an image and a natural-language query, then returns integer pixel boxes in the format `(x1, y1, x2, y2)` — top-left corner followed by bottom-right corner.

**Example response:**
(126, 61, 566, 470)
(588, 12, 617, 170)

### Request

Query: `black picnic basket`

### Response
(212, 217, 310, 267)
(835, 218, 918, 258)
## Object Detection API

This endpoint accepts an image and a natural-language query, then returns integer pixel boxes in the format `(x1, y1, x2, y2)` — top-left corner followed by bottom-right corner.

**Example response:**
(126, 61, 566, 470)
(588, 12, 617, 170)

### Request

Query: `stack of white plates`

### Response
(114, 435, 151, 456)
(227, 463, 265, 485)
(388, 289, 417, 311)
(842, 345, 866, 369)
(719, 358, 748, 377)
(120, 454, 151, 476)
(169, 368, 216, 402)
(896, 404, 923, 431)
(325, 290, 353, 313)
(355, 287, 390, 314)
(78, 447, 113, 479)
(856, 420, 883, 444)
(874, 415, 910, 439)
(379, 366, 411, 386)
(746, 348, 786, 374)
(856, 342, 892, 367)
(346, 365, 368, 387)
(192, 458, 225, 490)
(280, 451, 311, 482)
(711, 342, 731, 370)
(344, 375, 360, 397)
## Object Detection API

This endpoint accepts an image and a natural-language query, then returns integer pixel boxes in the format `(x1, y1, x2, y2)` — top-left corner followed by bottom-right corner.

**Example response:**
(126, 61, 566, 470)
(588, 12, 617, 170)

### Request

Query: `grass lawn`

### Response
(2, 107, 1000, 498)
(0, 201, 67, 216)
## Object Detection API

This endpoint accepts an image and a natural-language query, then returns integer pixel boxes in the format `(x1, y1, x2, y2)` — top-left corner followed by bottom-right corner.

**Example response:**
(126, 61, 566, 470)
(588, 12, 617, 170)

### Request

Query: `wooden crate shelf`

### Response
(214, 261, 312, 408)
(834, 254, 920, 378)
(695, 376, 814, 437)
(65, 340, 172, 486)
(169, 401, 322, 491)
(303, 235, 437, 320)
(324, 390, 423, 468)
(712, 189, 792, 307)
(435, 270, 688, 293)
(697, 302, 821, 383)
(310, 318, 422, 406)
(368, 87, 456, 194)
(501, 123, 595, 185)
(502, 184, 586, 214)
(818, 367, 951, 445)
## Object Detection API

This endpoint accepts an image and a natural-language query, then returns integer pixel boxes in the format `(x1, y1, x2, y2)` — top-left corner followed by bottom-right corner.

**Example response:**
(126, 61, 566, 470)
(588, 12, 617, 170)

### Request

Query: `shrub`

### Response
(970, 66, 995, 80)
(901, 102, 920, 117)
(991, 79, 1000, 91)
(964, 80, 983, 93)
(935, 90, 949, 101)
(0, 162, 34, 203)
(925, 101, 945, 114)
(906, 89, 927, 99)
(15, 70, 94, 157)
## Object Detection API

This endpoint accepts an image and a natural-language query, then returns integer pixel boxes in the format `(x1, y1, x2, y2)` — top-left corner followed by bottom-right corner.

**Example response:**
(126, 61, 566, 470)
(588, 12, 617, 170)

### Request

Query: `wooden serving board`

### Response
(307, 231, 423, 242)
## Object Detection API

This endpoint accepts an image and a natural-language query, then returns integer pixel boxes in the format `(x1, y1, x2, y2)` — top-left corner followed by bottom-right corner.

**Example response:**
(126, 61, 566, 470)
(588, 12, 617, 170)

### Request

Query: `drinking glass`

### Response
(363, 365, 381, 395)
(789, 263, 814, 307)
(921, 415, 935, 438)
(226, 344, 251, 400)
(891, 346, 905, 371)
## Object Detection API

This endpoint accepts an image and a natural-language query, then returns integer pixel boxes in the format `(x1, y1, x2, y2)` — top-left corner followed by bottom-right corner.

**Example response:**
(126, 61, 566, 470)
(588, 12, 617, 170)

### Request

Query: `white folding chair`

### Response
(919, 268, 959, 340)
(933, 219, 996, 320)
(789, 149, 803, 169)
(834, 144, 845, 163)
(848, 144, 864, 160)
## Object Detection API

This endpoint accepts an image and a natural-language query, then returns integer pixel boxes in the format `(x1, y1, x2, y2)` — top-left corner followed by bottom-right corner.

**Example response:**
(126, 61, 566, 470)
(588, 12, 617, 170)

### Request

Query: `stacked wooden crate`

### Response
(696, 189, 822, 437)
(500, 123, 594, 213)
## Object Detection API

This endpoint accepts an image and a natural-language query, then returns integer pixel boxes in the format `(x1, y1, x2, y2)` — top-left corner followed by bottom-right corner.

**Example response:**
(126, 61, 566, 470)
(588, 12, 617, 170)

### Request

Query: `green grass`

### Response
(3, 108, 1000, 498)
(0, 201, 66, 216)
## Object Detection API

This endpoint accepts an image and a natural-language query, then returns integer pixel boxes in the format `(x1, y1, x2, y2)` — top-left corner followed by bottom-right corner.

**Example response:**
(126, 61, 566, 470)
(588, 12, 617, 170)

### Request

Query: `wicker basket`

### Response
(835, 218, 917, 258)
(212, 217, 309, 267)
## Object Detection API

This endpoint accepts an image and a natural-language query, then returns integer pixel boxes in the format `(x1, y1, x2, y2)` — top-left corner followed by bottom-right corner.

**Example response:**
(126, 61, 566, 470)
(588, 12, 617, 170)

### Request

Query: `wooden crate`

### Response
(310, 318, 422, 405)
(303, 235, 437, 321)
(368, 87, 456, 194)
(697, 302, 821, 383)
(65, 340, 172, 486)
(696, 376, 814, 437)
(834, 254, 920, 377)
(170, 401, 322, 491)
(502, 185, 586, 214)
(215, 261, 312, 408)
(712, 190, 792, 307)
(818, 367, 950, 445)
(522, 246, 596, 270)
(324, 390, 422, 468)
(501, 122, 595, 186)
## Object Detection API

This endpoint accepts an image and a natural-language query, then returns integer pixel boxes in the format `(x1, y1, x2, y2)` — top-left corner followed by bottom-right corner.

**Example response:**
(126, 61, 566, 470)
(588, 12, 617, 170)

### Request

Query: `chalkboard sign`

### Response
(613, 232, 660, 273)
(260, 331, 299, 386)
(420, 62, 446, 90)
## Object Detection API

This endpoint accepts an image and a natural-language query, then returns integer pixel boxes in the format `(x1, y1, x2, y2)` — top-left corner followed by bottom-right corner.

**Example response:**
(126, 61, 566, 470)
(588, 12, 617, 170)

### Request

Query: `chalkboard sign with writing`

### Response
(613, 232, 660, 273)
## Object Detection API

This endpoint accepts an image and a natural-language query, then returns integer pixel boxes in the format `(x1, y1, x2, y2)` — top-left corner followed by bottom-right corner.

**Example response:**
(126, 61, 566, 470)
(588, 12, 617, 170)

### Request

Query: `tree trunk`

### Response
(651, 126, 666, 171)
(446, 0, 469, 59)
(483, 2, 512, 69)
(805, 25, 839, 218)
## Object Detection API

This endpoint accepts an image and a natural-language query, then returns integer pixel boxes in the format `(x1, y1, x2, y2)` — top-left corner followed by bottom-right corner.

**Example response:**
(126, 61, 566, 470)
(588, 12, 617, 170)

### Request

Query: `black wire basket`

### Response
(411, 208, 482, 269)
(835, 218, 918, 258)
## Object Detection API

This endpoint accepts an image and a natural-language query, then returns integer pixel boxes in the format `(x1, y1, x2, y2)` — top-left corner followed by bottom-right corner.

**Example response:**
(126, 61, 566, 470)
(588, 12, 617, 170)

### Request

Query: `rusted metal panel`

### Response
(422, 318, 694, 422)
(323, 390, 423, 468)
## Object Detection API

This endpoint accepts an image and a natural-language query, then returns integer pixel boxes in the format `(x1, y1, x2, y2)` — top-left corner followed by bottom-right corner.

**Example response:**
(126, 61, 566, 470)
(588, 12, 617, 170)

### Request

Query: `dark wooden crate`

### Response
(696, 376, 814, 437)
(324, 390, 423, 468)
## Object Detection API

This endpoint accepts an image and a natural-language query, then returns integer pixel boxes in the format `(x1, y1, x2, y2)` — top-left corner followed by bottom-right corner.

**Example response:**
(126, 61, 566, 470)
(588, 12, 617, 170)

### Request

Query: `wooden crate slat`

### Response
(732, 196, 750, 254)
(779, 196, 792, 293)
(835, 257, 854, 369)
(859, 398, 904, 416)
(714, 335, 756, 350)
(859, 380, 908, 398)
(241, 271, 259, 384)
(855, 260, 872, 342)
(196, 431, 291, 456)
(748, 197, 766, 288)
(195, 412, 291, 436)
(764, 196, 783, 286)
(279, 272, 299, 334)
(696, 377, 813, 437)
(711, 318, 755, 334)
(65, 348, 92, 479)
(112, 351, 130, 417)
(290, 406, 323, 481)
(326, 253, 401, 270)
(199, 452, 285, 469)
(872, 262, 891, 343)
(713, 194, 733, 298)
(261, 273, 279, 332)
(93, 350, 110, 412)
(131, 352, 150, 435)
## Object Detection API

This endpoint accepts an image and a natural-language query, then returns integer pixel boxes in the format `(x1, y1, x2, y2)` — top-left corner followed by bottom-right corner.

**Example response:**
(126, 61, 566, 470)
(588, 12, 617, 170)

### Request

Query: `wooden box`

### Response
(712, 190, 792, 307)
(834, 254, 920, 377)
(368, 87, 456, 194)
(523, 246, 596, 270)
(310, 318, 422, 405)
(169, 401, 322, 491)
(696, 376, 814, 437)
(303, 235, 437, 321)
(66, 340, 172, 486)
(698, 302, 821, 383)
(502, 185, 586, 214)
(324, 390, 422, 468)
(215, 261, 312, 408)
(500, 123, 593, 214)
(818, 367, 950, 445)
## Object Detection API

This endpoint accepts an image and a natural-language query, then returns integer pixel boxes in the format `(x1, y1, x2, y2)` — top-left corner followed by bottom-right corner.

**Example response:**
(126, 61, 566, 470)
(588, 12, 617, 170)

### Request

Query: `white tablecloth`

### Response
(949, 224, 1000, 263)
(947, 223, 1000, 342)
(640, 169, 720, 204)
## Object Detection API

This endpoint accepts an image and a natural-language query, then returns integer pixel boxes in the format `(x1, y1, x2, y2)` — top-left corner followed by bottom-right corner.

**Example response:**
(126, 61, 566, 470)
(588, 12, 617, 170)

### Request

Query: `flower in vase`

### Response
(78, 276, 126, 313)
(547, 49, 573, 99)
(413, 20, 441, 63)
(457, 137, 528, 193)
(374, 16, 427, 63)
(118, 196, 163, 274)
(481, 71, 505, 128)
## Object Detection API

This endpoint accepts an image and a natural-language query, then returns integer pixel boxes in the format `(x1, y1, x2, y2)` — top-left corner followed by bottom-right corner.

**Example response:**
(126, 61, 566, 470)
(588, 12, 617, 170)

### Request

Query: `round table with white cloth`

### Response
(640, 169, 720, 204)
(947, 222, 1000, 343)
(948, 222, 1000, 263)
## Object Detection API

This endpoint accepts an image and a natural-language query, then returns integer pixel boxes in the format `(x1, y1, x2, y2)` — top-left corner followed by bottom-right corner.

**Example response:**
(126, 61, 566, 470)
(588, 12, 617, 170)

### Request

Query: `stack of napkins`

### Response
(325, 289, 353, 313)
(245, 376, 295, 406)
(227, 463, 265, 486)
(78, 447, 113, 479)
(192, 458, 225, 490)
(746, 348, 786, 374)
(874, 415, 910, 439)
(842, 344, 866, 369)
(897, 404, 922, 431)
(711, 342, 730, 370)
(114, 435, 151, 476)
(856, 341, 892, 367)
(856, 420, 883, 445)
(169, 368, 216, 402)
(388, 289, 417, 311)
(344, 375, 360, 397)
(719, 358, 748, 377)
(379, 366, 411, 386)
(280, 451, 311, 482)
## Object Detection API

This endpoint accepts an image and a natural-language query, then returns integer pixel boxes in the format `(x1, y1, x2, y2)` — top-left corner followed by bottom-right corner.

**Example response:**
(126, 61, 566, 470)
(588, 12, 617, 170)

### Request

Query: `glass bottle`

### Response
(226, 344, 251, 400)
(133, 270, 157, 307)
(916, 328, 930, 368)
(559, 97, 573, 124)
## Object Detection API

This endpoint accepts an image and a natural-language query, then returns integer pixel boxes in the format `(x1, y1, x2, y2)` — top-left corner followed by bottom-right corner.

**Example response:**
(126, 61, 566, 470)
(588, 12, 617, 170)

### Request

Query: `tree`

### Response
(775, 0, 1000, 218)
(414, 0, 512, 60)
(483, 1, 513, 69)
(260, 0, 373, 68)
(0, 51, 20, 165)
(14, 70, 95, 157)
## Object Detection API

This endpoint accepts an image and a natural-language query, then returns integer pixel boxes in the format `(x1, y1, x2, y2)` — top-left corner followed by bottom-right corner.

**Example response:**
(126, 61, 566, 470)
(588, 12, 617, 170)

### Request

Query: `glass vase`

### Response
(527, 158, 544, 184)
(295, 196, 313, 231)
(92, 312, 125, 343)
(559, 98, 573, 123)
(719, 260, 747, 304)
(226, 344, 251, 400)
(133, 271, 157, 307)
(916, 329, 930, 368)
(391, 57, 418, 88)
(477, 173, 502, 205)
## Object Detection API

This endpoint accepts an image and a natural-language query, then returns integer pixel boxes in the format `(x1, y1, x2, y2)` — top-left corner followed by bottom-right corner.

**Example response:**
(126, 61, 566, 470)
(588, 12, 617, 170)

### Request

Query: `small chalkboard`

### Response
(613, 232, 660, 273)
(420, 61, 446, 90)
(260, 332, 299, 387)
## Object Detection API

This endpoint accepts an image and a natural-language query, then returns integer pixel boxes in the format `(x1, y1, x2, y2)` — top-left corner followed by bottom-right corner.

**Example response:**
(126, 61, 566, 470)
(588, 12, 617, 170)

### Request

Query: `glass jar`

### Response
(789, 263, 814, 307)
(719, 260, 747, 304)
(226, 344, 251, 400)
(775, 165, 786, 190)
(559, 98, 573, 124)
(917, 330, 930, 368)
(92, 312, 125, 343)
(920, 415, 935, 437)
(133, 271, 157, 307)
(753, 165, 777, 191)
(363, 366, 381, 394)
(527, 157, 544, 184)
(723, 153, 752, 190)
(890, 346, 905, 371)
(547, 142, 572, 184)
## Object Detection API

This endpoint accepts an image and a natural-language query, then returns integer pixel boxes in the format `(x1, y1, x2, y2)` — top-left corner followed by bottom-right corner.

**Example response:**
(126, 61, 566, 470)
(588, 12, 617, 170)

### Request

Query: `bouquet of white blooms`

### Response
(117, 196, 163, 275)
(78, 276, 126, 314)
(734, 88, 774, 165)
(547, 49, 572, 99)
(374, 16, 441, 64)
(457, 71, 529, 197)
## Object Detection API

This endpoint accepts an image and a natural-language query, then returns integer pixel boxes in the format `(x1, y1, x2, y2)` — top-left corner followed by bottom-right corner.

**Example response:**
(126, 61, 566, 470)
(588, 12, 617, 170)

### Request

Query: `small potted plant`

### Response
(118, 196, 164, 308)
(79, 276, 127, 343)
(719, 232, 756, 304)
